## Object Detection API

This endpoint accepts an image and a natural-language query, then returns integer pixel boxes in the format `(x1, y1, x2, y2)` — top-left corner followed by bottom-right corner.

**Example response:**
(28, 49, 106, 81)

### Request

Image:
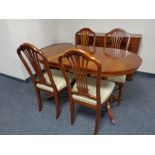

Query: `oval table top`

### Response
(41, 43, 142, 76)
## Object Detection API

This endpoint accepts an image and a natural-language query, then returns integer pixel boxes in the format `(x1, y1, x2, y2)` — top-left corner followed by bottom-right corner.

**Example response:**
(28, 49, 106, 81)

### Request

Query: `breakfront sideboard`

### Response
(76, 33, 142, 80)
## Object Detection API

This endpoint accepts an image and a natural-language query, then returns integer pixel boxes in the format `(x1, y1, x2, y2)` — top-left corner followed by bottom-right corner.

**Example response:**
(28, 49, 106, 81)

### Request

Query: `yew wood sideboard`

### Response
(76, 33, 142, 80)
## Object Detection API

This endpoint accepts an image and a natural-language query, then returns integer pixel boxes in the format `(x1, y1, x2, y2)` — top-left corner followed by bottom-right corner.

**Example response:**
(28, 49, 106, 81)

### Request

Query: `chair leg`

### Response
(118, 84, 124, 106)
(94, 107, 101, 135)
(107, 96, 116, 124)
(54, 94, 60, 119)
(70, 101, 74, 125)
(36, 88, 42, 111)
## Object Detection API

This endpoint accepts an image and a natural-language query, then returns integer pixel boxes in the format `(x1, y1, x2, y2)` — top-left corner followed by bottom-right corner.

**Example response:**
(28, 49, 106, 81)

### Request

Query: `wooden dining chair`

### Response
(17, 43, 73, 119)
(75, 28, 96, 53)
(59, 49, 115, 134)
(104, 28, 131, 105)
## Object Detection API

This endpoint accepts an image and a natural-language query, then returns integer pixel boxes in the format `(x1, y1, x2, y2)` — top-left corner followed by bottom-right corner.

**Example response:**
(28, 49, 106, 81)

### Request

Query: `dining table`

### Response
(41, 43, 142, 77)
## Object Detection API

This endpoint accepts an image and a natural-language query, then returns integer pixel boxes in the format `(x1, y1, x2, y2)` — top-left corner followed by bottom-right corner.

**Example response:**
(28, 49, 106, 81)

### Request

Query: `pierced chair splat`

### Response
(75, 28, 96, 53)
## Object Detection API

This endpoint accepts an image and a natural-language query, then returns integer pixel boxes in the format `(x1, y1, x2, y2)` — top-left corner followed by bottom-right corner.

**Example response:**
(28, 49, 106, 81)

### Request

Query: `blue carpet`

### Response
(0, 73, 155, 135)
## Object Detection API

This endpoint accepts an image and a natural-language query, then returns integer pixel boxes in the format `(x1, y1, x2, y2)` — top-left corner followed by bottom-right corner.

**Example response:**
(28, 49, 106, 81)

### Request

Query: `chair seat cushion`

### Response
(72, 77, 115, 105)
(107, 75, 126, 83)
(37, 69, 74, 92)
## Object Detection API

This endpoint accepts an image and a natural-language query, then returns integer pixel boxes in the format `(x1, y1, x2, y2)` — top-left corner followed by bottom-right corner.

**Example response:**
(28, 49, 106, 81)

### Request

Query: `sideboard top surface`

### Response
(96, 33, 142, 38)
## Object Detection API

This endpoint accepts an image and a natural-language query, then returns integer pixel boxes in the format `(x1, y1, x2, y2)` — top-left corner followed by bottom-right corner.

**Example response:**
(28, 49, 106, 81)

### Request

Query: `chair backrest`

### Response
(59, 49, 102, 105)
(75, 28, 96, 53)
(104, 28, 131, 50)
(17, 43, 57, 91)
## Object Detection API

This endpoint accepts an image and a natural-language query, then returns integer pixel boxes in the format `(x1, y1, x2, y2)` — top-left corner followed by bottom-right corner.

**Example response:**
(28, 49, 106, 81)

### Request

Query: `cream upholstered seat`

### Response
(72, 77, 115, 105)
(37, 69, 74, 92)
(107, 75, 126, 84)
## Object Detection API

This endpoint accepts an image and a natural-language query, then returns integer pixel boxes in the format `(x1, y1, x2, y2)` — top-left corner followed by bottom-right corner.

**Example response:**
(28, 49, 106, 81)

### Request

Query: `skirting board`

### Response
(0, 73, 30, 83)
(0, 71, 154, 83)
(135, 71, 155, 78)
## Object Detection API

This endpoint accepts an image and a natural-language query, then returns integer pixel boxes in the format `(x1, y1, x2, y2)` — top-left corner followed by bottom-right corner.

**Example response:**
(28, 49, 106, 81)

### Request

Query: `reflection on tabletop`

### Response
(103, 48, 130, 58)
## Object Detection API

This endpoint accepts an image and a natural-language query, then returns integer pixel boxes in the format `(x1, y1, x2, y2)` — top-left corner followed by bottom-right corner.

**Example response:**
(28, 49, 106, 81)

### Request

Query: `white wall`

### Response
(0, 19, 57, 80)
(1, 19, 155, 80)
(56, 19, 155, 74)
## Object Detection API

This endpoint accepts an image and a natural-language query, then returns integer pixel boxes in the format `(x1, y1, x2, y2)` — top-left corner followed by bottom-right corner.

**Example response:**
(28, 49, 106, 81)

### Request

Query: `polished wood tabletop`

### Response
(41, 43, 142, 76)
